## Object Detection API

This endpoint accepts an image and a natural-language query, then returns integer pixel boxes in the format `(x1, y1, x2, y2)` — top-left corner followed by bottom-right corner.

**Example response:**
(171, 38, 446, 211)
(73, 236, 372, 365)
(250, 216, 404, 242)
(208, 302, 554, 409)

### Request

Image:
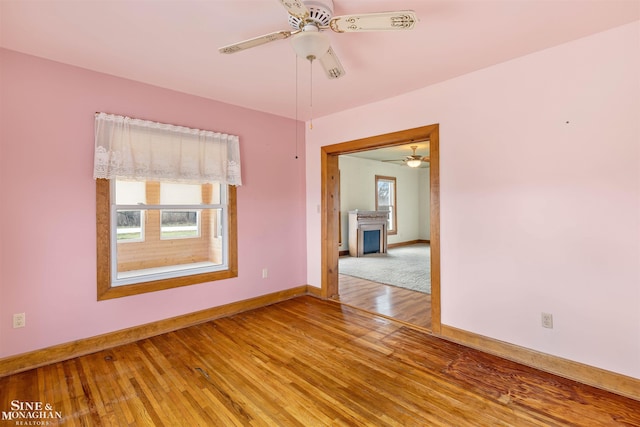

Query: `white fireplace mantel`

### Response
(348, 210, 388, 257)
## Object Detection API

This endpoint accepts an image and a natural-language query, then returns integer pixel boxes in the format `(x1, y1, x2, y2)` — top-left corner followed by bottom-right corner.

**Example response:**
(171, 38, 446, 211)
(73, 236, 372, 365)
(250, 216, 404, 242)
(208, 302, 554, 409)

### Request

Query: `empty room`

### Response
(1, 0, 639, 425)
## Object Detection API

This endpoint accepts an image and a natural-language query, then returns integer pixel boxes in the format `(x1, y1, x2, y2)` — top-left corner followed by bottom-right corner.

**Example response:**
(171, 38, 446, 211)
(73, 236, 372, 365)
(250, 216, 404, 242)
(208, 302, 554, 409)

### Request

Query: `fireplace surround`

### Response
(348, 210, 388, 257)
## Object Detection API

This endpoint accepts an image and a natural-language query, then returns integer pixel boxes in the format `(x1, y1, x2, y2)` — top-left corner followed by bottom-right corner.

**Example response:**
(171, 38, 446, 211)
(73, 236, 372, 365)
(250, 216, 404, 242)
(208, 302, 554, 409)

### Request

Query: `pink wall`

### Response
(305, 22, 640, 379)
(0, 49, 307, 358)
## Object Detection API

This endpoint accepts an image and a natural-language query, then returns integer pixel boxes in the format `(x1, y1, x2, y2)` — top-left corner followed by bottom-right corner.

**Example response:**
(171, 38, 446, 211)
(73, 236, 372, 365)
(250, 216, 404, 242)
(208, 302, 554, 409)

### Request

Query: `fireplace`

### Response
(363, 229, 380, 254)
(348, 210, 388, 257)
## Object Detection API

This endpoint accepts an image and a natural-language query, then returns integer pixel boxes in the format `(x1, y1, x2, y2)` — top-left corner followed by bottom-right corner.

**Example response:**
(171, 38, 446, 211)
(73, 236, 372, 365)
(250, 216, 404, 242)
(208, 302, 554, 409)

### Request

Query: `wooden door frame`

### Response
(320, 124, 441, 334)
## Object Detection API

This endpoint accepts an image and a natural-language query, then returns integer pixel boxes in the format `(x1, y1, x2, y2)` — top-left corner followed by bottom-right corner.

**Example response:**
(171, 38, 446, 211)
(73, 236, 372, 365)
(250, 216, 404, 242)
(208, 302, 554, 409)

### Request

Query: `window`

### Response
(94, 112, 241, 300)
(159, 182, 203, 240)
(161, 210, 199, 239)
(375, 175, 397, 235)
(117, 210, 144, 242)
(115, 180, 146, 242)
(97, 179, 238, 300)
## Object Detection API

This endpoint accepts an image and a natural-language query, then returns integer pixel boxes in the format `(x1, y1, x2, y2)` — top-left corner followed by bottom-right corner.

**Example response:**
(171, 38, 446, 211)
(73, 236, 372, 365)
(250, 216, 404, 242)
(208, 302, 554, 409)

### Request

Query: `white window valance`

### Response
(93, 112, 242, 186)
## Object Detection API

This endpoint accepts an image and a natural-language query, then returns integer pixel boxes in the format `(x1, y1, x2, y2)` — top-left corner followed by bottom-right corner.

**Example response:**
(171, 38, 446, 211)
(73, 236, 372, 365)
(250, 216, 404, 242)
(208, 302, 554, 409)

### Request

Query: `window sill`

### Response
(98, 267, 237, 301)
(114, 261, 226, 286)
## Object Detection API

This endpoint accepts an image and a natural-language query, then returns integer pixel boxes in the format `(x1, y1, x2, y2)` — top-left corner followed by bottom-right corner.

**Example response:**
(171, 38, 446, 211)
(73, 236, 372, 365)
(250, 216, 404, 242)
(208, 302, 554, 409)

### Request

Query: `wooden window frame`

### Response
(375, 175, 397, 235)
(96, 179, 238, 300)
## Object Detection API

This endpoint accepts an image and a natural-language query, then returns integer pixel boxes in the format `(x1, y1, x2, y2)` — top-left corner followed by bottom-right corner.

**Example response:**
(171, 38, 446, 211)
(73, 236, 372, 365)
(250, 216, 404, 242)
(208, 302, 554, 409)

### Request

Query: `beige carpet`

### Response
(338, 243, 431, 294)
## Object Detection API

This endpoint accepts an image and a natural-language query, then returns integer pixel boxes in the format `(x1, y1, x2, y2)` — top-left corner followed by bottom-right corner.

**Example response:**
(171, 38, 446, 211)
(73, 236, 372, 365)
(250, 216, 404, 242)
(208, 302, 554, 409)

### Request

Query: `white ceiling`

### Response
(345, 142, 430, 167)
(1, 0, 638, 121)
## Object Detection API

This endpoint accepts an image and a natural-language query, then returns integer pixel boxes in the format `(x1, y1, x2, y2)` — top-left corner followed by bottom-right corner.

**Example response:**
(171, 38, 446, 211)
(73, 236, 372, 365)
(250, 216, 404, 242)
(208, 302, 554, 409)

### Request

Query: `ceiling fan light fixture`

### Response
(291, 25, 330, 61)
(406, 159, 422, 168)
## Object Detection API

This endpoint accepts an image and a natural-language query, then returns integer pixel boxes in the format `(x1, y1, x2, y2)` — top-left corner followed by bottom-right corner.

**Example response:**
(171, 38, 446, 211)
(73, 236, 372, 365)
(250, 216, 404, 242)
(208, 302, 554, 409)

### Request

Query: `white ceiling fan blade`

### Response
(329, 11, 417, 33)
(319, 47, 346, 79)
(279, 0, 310, 20)
(219, 30, 294, 54)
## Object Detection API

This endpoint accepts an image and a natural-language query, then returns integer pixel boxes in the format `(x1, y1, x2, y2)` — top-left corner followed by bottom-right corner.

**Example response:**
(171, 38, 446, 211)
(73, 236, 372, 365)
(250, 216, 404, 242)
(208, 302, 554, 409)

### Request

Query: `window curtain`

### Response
(93, 112, 242, 186)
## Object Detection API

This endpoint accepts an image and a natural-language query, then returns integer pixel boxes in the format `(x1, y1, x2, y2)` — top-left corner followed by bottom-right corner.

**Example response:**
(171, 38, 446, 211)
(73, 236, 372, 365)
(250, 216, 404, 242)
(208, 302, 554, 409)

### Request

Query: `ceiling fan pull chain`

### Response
(295, 55, 299, 159)
(309, 59, 314, 130)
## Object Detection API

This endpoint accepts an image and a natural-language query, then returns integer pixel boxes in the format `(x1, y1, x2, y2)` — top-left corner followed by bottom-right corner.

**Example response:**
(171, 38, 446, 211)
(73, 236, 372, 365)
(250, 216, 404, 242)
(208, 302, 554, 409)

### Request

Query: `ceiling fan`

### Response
(383, 145, 430, 168)
(218, 0, 417, 79)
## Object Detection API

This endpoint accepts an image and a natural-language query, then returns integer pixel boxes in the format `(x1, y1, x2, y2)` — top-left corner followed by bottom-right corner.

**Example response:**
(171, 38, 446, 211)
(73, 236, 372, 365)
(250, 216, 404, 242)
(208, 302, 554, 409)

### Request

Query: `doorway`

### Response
(320, 124, 441, 334)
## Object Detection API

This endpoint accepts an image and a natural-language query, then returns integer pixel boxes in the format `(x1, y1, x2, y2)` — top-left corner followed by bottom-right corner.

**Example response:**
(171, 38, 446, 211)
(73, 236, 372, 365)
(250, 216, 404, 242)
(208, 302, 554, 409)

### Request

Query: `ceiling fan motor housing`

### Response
(288, 0, 334, 30)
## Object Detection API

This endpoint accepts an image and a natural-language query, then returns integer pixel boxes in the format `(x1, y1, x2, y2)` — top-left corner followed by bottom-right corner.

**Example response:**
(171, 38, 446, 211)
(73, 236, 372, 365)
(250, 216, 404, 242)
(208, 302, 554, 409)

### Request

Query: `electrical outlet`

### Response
(541, 312, 553, 329)
(13, 313, 26, 328)
(262, 268, 268, 279)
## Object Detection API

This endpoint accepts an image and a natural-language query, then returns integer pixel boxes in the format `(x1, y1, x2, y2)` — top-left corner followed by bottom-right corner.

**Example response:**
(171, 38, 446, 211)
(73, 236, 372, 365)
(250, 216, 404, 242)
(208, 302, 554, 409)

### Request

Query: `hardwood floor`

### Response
(337, 273, 431, 329)
(1, 296, 638, 426)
